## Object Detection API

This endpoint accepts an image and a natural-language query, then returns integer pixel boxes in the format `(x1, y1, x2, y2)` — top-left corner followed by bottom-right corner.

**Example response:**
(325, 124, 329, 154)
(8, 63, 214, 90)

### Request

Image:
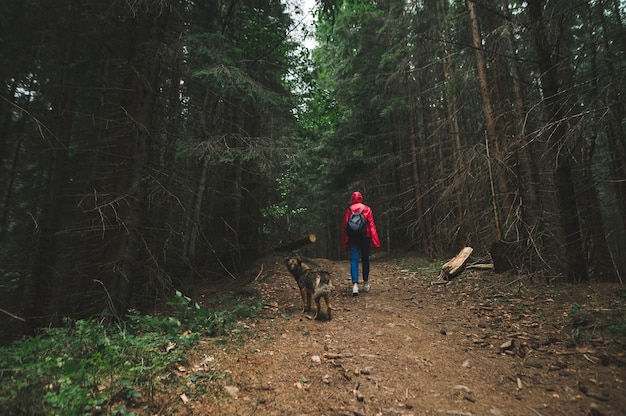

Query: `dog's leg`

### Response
(300, 288, 308, 312)
(326, 294, 332, 320)
(306, 290, 312, 313)
(314, 297, 321, 320)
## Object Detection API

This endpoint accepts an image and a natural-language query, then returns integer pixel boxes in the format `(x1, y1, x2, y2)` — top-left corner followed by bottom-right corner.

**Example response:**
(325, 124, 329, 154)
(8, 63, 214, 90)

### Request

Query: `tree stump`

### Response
(439, 247, 473, 280)
(273, 234, 316, 252)
(490, 240, 527, 273)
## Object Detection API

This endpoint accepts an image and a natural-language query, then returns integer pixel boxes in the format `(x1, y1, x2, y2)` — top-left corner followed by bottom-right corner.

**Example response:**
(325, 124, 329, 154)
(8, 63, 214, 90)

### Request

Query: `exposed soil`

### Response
(156, 254, 626, 416)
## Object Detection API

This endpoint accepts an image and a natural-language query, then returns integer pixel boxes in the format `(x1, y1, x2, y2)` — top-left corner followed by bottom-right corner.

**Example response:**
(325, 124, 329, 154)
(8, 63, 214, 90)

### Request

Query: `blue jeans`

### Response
(349, 237, 371, 284)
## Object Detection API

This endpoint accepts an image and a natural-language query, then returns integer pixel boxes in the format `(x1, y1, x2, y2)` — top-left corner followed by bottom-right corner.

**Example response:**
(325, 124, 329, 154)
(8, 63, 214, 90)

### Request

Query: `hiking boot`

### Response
(363, 283, 370, 293)
(352, 284, 359, 296)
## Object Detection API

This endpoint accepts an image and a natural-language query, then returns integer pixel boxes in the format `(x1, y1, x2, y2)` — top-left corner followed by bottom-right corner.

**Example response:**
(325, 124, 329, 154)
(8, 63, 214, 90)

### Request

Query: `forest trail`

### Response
(169, 255, 625, 416)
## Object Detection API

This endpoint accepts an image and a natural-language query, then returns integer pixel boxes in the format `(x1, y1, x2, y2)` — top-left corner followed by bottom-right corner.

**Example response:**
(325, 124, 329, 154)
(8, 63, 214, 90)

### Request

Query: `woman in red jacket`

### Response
(342, 191, 381, 296)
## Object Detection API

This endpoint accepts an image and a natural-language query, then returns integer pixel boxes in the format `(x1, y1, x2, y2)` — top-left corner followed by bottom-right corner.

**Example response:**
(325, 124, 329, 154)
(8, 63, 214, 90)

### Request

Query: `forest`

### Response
(0, 0, 625, 341)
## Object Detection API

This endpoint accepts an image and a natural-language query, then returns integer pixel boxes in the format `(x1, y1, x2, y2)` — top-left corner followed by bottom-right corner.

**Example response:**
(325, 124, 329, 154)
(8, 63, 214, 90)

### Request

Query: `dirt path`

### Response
(171, 256, 625, 416)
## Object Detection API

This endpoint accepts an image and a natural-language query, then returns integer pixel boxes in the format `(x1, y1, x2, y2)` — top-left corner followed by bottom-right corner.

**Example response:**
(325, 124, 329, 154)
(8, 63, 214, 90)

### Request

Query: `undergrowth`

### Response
(393, 256, 441, 274)
(567, 291, 626, 345)
(0, 291, 262, 416)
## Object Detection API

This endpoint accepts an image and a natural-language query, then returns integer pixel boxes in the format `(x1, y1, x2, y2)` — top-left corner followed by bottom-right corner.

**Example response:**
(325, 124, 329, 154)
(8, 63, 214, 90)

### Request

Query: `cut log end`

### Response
(439, 247, 473, 280)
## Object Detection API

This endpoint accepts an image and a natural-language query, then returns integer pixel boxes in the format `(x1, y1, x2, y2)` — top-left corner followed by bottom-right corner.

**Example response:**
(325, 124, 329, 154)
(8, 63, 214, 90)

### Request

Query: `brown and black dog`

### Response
(284, 257, 332, 320)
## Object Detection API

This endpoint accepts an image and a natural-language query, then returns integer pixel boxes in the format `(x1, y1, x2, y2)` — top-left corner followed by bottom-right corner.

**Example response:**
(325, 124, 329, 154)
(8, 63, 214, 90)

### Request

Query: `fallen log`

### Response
(273, 234, 316, 252)
(439, 246, 473, 280)
(466, 263, 494, 270)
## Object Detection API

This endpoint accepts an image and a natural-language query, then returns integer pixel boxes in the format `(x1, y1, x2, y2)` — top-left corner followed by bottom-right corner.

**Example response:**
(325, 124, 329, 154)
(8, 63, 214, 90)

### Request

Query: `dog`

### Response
(284, 257, 333, 320)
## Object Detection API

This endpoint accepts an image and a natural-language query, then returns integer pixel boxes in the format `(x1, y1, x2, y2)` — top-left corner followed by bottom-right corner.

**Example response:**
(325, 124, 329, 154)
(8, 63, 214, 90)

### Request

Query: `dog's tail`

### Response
(314, 271, 332, 300)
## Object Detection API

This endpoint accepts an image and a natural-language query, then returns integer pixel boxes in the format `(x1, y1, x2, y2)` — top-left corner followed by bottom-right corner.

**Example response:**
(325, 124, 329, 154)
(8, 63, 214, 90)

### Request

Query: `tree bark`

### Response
(468, 0, 511, 235)
(106, 9, 168, 311)
(440, 0, 475, 248)
(407, 69, 432, 256)
(503, 0, 541, 233)
(273, 234, 317, 252)
(27, 20, 78, 323)
(527, 0, 588, 281)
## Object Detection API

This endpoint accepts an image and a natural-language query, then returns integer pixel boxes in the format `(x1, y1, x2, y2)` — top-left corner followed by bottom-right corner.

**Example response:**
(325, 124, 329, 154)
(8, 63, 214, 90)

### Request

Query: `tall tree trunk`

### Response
(407, 70, 433, 256)
(580, 0, 622, 281)
(440, 0, 475, 247)
(182, 156, 210, 292)
(468, 1, 511, 236)
(105, 10, 166, 312)
(597, 0, 626, 237)
(26, 24, 78, 323)
(181, 85, 218, 292)
(0, 81, 18, 173)
(502, 0, 541, 233)
(1, 84, 32, 233)
(527, 0, 588, 281)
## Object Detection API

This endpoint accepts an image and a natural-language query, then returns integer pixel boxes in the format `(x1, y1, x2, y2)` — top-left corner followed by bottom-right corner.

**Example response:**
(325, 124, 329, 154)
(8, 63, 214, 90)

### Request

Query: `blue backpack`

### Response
(346, 206, 367, 237)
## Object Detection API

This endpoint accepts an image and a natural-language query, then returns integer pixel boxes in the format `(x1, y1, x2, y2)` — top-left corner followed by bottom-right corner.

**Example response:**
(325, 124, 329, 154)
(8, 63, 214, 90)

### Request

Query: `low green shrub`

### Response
(0, 292, 262, 415)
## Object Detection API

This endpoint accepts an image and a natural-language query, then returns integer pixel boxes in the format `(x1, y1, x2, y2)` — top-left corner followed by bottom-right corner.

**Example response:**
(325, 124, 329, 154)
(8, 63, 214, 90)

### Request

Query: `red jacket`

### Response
(342, 191, 381, 251)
